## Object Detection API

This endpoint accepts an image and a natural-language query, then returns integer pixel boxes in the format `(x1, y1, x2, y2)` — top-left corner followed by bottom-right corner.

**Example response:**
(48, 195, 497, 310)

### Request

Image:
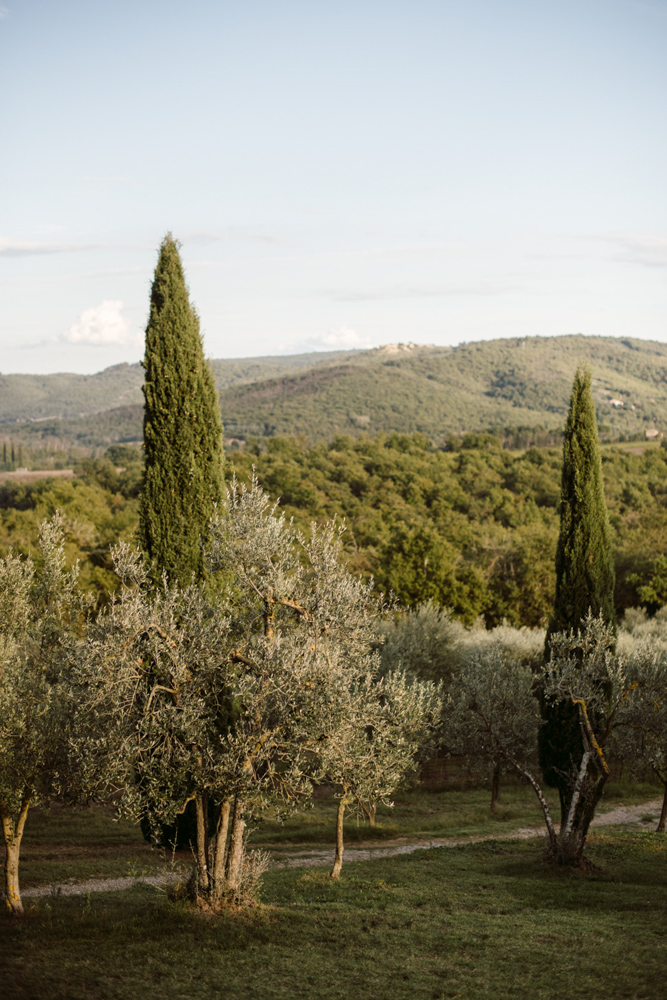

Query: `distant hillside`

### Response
(218, 336, 667, 443)
(0, 364, 144, 423)
(0, 350, 355, 423)
(3, 336, 667, 452)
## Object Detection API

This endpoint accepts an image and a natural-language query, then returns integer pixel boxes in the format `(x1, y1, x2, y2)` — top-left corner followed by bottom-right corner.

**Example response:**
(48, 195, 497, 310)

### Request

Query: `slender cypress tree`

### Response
(539, 366, 615, 821)
(140, 234, 224, 587)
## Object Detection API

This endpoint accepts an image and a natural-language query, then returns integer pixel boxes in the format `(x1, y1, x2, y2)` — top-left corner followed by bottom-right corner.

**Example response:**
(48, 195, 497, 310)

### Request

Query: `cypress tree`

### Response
(140, 234, 225, 587)
(539, 366, 616, 820)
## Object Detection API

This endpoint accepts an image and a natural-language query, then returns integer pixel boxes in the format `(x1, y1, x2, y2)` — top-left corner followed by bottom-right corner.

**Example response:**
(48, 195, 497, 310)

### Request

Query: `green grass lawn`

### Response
(4, 832, 666, 1000)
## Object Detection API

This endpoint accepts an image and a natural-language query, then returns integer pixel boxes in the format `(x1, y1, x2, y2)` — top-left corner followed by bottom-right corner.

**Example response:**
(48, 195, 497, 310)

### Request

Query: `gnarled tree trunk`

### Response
(225, 795, 246, 894)
(555, 777, 607, 865)
(553, 701, 611, 866)
(358, 797, 376, 828)
(2, 793, 30, 917)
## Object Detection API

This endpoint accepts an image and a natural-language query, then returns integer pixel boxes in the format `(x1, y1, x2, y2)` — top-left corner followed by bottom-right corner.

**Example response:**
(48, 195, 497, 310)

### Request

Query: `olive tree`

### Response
(378, 602, 467, 686)
(611, 649, 667, 832)
(443, 643, 553, 836)
(319, 668, 442, 878)
(444, 615, 640, 865)
(379, 602, 544, 808)
(206, 477, 411, 887)
(84, 478, 406, 908)
(81, 542, 321, 908)
(0, 516, 90, 916)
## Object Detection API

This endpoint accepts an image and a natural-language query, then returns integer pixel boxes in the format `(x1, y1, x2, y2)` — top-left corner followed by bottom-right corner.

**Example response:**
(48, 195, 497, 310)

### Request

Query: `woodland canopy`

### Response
(2, 433, 667, 628)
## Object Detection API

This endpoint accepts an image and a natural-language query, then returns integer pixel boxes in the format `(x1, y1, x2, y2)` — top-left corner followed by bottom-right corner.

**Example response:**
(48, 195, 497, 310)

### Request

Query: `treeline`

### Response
(2, 433, 667, 625)
(0, 439, 25, 471)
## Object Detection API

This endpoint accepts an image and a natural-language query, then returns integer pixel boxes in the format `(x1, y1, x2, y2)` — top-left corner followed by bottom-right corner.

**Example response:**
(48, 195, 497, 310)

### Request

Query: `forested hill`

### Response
(4, 335, 667, 450)
(0, 349, 355, 423)
(218, 336, 667, 443)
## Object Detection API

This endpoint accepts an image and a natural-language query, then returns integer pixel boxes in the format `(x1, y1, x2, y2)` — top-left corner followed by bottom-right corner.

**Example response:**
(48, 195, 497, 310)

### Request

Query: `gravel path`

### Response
(17, 797, 664, 900)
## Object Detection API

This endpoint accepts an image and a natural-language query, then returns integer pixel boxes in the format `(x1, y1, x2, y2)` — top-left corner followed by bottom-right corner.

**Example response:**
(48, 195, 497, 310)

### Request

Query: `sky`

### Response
(1, 0, 665, 374)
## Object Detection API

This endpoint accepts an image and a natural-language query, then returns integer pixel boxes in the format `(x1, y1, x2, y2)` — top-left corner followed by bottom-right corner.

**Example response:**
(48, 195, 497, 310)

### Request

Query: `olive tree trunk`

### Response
(194, 791, 210, 899)
(331, 794, 351, 879)
(211, 798, 231, 904)
(1, 793, 30, 917)
(552, 749, 609, 865)
(358, 797, 376, 828)
(225, 795, 246, 893)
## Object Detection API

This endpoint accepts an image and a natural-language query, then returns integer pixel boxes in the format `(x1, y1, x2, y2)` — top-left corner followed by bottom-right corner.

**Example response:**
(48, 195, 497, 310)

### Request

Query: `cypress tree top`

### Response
(547, 366, 615, 645)
(140, 234, 224, 587)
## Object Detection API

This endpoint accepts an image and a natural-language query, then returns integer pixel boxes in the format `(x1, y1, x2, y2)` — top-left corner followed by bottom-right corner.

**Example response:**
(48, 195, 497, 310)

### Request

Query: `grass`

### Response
(3, 832, 666, 1000)
(16, 804, 170, 889)
(16, 780, 661, 887)
(252, 779, 660, 849)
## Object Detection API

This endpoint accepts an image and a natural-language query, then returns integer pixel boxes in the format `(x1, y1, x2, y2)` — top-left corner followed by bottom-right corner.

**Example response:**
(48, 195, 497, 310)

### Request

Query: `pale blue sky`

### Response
(1, 0, 665, 373)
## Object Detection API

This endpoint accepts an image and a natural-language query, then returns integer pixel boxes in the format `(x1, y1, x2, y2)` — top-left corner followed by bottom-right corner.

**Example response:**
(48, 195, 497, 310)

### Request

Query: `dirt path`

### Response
(268, 797, 665, 870)
(15, 797, 663, 901)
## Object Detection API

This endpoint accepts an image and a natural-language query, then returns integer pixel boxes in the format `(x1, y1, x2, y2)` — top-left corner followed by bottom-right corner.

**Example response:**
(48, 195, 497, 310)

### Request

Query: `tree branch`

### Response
(572, 697, 610, 776)
(230, 650, 257, 670)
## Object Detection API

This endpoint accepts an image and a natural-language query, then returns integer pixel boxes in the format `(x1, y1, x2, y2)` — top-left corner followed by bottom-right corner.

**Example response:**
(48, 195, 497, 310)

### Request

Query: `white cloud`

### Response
(59, 300, 139, 347)
(0, 7, 9, 20)
(278, 326, 376, 354)
(0, 235, 103, 257)
(319, 326, 373, 349)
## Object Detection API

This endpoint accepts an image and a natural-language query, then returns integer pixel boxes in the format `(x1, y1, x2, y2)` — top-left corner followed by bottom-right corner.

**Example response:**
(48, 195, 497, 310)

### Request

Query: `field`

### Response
(4, 783, 666, 1000)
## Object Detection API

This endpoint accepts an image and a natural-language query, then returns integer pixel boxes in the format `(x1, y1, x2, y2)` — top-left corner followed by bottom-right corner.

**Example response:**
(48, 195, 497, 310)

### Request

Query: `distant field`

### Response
(0, 468, 74, 482)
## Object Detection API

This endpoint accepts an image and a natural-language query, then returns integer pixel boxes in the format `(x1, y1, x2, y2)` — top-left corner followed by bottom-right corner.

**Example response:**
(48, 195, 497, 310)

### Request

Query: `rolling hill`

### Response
(3, 335, 667, 452)
(0, 350, 356, 423)
(217, 336, 667, 442)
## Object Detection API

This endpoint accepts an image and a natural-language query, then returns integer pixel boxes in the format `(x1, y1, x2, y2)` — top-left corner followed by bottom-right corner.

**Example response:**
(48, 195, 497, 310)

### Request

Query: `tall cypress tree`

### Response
(140, 234, 225, 587)
(539, 366, 616, 819)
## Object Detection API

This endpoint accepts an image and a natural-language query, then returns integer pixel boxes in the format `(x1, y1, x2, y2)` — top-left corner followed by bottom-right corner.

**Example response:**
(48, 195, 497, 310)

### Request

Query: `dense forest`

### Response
(2, 433, 667, 627)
